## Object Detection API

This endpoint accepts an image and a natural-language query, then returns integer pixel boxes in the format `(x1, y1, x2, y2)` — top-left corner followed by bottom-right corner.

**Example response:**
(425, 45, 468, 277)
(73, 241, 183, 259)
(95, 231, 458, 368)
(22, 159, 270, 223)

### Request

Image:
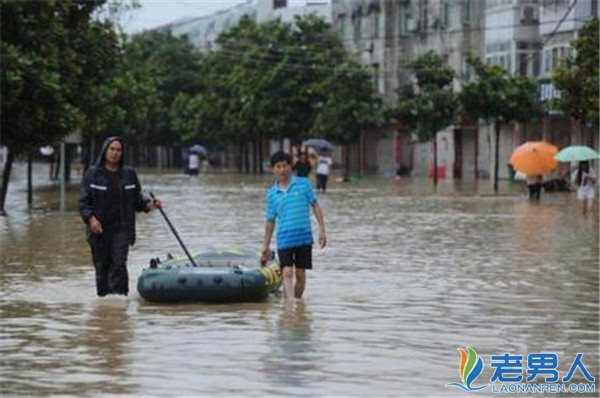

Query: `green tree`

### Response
(125, 30, 205, 147)
(313, 63, 382, 175)
(387, 51, 456, 185)
(204, 15, 381, 174)
(552, 18, 599, 141)
(0, 0, 120, 212)
(459, 56, 540, 192)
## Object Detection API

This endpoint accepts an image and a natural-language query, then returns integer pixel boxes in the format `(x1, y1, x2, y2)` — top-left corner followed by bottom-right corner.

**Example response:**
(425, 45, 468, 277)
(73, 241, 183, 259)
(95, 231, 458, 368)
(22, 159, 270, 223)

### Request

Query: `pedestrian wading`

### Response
(78, 136, 161, 296)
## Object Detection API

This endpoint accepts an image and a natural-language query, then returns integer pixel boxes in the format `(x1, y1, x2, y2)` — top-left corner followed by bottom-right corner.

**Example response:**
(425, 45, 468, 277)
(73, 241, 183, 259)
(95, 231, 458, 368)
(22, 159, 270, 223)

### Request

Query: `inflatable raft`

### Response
(137, 250, 282, 303)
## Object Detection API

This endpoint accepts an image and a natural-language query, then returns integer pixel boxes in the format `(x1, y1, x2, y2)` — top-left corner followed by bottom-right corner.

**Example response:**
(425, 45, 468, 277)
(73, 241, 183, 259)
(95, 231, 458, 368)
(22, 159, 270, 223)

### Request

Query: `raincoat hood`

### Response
(95, 136, 125, 168)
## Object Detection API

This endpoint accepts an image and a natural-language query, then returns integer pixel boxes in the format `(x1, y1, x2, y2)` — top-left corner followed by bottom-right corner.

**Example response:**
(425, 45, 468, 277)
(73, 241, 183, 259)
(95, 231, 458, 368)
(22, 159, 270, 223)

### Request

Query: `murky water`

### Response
(1, 162, 598, 396)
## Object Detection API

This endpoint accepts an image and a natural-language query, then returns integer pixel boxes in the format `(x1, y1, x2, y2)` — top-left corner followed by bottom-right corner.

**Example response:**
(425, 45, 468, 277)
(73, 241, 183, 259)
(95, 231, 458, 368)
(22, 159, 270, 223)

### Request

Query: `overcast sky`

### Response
(120, 0, 249, 34)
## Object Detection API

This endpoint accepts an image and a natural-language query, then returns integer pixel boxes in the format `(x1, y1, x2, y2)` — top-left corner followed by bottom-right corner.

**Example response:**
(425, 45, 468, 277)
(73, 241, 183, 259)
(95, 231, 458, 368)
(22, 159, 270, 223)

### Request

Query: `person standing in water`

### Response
(293, 151, 311, 178)
(574, 161, 596, 216)
(261, 151, 326, 299)
(79, 136, 161, 297)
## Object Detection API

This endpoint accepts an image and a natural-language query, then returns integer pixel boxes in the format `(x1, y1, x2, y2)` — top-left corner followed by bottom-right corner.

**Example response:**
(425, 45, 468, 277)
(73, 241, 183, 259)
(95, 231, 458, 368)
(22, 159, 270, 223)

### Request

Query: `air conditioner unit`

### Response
(520, 6, 539, 25)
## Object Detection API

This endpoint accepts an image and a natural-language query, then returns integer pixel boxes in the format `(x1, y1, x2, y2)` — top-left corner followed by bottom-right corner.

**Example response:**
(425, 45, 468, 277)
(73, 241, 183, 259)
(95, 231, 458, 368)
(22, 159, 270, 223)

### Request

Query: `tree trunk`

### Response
(433, 135, 438, 187)
(0, 148, 14, 215)
(64, 144, 72, 183)
(27, 148, 33, 208)
(344, 144, 350, 181)
(359, 131, 364, 178)
(474, 125, 479, 180)
(237, 142, 243, 173)
(90, 135, 96, 166)
(494, 121, 500, 193)
(252, 140, 258, 175)
(243, 142, 250, 174)
(258, 135, 264, 174)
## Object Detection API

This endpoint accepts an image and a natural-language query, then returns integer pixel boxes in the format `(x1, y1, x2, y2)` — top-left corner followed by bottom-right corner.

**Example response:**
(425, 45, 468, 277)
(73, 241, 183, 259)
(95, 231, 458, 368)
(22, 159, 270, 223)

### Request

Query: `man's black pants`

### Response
(88, 228, 131, 296)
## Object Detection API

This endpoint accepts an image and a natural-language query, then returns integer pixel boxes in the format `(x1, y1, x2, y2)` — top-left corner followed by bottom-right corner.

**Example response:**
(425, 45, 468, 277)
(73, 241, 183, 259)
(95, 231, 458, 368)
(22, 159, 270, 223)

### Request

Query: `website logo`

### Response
(445, 348, 596, 394)
(447, 347, 489, 391)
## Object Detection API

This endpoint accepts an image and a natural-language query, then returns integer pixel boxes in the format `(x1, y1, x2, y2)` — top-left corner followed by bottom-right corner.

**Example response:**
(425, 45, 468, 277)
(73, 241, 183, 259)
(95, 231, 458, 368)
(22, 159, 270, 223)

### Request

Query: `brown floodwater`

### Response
(1, 162, 598, 396)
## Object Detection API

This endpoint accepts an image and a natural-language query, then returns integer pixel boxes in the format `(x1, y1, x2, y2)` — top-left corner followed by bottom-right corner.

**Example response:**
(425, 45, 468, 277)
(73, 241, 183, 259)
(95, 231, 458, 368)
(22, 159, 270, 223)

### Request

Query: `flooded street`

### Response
(1, 162, 598, 396)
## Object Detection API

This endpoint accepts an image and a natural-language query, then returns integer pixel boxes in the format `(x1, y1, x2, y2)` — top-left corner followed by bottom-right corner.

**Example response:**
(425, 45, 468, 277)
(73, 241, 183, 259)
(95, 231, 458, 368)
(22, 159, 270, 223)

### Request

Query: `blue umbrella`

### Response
(303, 138, 334, 151)
(554, 145, 600, 162)
(189, 145, 207, 155)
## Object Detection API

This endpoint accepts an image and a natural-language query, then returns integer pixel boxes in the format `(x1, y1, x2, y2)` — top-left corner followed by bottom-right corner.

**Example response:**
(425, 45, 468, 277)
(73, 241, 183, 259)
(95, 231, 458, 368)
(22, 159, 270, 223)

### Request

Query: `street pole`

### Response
(59, 141, 65, 212)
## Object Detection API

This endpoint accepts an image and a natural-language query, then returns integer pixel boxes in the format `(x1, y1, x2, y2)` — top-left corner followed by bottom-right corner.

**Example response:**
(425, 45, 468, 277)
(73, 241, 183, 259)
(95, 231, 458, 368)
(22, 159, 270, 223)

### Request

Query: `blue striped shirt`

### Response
(265, 176, 317, 250)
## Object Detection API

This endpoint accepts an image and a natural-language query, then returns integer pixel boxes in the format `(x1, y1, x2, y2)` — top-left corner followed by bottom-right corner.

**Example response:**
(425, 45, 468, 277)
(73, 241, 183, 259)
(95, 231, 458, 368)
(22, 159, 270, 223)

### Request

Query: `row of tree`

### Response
(1, 0, 597, 211)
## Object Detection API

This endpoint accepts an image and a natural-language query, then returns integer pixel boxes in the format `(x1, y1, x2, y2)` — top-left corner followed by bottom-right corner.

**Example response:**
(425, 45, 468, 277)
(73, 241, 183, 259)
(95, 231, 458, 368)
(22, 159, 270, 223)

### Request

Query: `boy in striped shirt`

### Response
(261, 151, 327, 299)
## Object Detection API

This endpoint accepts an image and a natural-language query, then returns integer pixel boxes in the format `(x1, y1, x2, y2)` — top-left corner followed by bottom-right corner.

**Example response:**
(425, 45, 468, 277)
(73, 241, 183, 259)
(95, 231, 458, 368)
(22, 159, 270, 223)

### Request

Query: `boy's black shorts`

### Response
(278, 245, 312, 269)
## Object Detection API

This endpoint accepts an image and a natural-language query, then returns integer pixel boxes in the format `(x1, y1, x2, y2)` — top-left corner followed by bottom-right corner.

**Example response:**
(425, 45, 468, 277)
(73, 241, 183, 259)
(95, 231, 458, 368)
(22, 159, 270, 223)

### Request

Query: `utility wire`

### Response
(177, 4, 587, 77)
(172, 13, 592, 49)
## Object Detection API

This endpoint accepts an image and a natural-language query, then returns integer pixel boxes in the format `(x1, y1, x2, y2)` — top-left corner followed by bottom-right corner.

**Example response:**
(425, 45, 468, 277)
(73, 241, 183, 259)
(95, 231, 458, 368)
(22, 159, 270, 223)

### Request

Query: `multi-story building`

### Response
(334, 0, 597, 180)
(163, 1, 257, 52)
(157, 0, 597, 178)
(257, 0, 332, 23)
(162, 0, 332, 53)
(482, 0, 543, 182)
(485, 0, 542, 77)
(538, 0, 598, 147)
(332, 0, 486, 178)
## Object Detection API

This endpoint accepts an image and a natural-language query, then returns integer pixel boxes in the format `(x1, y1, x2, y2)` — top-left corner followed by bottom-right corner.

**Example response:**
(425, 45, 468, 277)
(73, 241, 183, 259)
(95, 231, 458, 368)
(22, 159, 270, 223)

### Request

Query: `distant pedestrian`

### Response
(293, 151, 311, 178)
(261, 151, 326, 299)
(187, 152, 200, 176)
(574, 161, 596, 215)
(79, 136, 162, 297)
(526, 175, 543, 201)
(315, 153, 333, 192)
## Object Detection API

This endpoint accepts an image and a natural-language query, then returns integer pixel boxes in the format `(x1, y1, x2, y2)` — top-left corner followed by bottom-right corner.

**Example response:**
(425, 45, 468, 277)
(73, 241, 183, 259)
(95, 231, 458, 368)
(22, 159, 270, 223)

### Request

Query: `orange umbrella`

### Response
(509, 141, 558, 176)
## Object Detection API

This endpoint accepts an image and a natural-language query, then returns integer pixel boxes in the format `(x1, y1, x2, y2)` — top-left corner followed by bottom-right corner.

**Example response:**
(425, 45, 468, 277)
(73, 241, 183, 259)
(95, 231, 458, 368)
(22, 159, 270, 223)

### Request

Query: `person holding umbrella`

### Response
(574, 161, 596, 216)
(510, 141, 558, 200)
(526, 175, 543, 201)
(555, 145, 600, 216)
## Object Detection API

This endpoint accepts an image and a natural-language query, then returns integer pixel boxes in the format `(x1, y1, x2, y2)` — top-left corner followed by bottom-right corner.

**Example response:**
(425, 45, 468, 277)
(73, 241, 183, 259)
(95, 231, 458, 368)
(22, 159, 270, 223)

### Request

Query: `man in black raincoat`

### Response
(79, 137, 161, 296)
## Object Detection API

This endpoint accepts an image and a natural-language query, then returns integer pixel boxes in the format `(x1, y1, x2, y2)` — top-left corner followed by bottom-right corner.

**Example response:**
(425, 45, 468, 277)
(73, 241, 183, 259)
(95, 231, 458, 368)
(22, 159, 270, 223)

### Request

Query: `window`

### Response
(544, 49, 551, 72)
(519, 53, 528, 75)
(487, 0, 514, 9)
(372, 63, 380, 92)
(533, 52, 541, 76)
(592, 0, 598, 16)
(521, 6, 537, 25)
(462, 58, 473, 80)
(398, 4, 412, 36)
(565, 46, 573, 58)
(551, 47, 558, 69)
(463, 0, 472, 22)
(354, 16, 362, 41)
(339, 15, 346, 37)
(273, 0, 287, 9)
(443, 1, 451, 28)
(373, 12, 380, 38)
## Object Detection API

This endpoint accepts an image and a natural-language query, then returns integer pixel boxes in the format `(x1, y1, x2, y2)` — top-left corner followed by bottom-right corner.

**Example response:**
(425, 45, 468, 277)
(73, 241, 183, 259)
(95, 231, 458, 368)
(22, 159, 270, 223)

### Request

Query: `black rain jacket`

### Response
(78, 137, 149, 245)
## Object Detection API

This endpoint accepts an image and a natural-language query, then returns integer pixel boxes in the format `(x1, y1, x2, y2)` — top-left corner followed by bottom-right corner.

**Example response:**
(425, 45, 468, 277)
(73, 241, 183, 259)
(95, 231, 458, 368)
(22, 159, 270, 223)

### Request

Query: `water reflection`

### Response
(511, 202, 562, 254)
(264, 300, 319, 392)
(83, 298, 134, 394)
(1, 164, 598, 395)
